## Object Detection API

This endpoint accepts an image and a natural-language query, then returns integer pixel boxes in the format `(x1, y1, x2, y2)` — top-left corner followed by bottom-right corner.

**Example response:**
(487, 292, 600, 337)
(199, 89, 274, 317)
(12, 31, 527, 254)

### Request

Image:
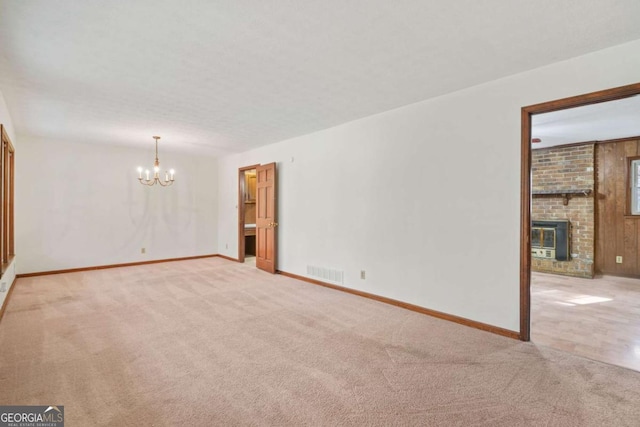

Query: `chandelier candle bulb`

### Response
(170, 169, 175, 181)
(145, 169, 150, 180)
(137, 167, 142, 179)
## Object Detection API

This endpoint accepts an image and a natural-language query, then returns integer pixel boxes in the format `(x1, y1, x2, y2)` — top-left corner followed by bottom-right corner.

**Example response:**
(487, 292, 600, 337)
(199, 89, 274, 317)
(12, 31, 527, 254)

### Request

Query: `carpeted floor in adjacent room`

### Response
(1, 257, 639, 426)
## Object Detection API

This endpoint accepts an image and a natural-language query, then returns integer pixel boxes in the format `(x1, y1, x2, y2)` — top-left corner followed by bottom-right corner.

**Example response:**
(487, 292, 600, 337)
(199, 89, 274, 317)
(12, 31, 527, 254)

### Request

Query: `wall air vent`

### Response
(306, 265, 344, 285)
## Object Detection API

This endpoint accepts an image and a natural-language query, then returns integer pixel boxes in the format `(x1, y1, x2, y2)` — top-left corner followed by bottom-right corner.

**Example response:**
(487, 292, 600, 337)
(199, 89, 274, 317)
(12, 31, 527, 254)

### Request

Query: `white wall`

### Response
(0, 90, 17, 309)
(16, 137, 218, 274)
(218, 39, 640, 333)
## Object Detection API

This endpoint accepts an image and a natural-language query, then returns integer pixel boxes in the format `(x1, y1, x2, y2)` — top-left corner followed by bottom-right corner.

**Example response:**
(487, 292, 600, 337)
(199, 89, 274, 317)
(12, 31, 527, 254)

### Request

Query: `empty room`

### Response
(1, 1, 640, 425)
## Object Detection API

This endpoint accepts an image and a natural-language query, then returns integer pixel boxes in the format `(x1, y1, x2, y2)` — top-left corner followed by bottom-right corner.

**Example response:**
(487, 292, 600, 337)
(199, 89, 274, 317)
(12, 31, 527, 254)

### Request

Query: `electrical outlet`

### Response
(141, 248, 146, 254)
(0, 282, 6, 292)
(360, 270, 366, 280)
(616, 256, 623, 264)
(226, 243, 228, 249)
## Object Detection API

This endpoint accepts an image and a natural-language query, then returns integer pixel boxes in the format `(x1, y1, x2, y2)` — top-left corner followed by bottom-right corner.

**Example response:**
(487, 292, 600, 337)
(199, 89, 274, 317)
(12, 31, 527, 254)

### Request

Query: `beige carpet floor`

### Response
(1, 258, 640, 426)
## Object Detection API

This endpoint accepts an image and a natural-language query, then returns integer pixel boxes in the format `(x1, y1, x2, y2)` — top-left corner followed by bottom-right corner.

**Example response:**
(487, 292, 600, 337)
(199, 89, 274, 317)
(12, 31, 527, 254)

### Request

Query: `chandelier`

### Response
(137, 136, 175, 187)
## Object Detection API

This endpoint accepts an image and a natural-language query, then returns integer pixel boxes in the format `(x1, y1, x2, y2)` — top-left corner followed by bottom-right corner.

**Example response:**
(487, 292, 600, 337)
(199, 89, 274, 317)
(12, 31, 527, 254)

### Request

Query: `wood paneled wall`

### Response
(595, 138, 640, 277)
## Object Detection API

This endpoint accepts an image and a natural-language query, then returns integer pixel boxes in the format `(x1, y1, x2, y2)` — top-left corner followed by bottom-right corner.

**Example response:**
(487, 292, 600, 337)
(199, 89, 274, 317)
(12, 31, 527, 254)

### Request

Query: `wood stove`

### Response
(531, 220, 570, 261)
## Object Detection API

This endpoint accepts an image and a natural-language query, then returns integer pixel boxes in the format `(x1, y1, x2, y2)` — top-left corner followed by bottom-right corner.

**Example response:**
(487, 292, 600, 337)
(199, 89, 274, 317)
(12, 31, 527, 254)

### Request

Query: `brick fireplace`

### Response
(531, 143, 594, 278)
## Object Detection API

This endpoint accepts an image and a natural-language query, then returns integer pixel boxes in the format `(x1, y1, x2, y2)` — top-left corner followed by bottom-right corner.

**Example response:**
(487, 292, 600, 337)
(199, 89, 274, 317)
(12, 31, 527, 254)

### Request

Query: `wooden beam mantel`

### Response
(531, 189, 592, 206)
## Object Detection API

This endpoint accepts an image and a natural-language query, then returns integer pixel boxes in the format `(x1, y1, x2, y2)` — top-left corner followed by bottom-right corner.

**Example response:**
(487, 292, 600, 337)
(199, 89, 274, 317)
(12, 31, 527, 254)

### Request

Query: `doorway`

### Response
(238, 165, 258, 265)
(237, 163, 278, 273)
(520, 84, 640, 351)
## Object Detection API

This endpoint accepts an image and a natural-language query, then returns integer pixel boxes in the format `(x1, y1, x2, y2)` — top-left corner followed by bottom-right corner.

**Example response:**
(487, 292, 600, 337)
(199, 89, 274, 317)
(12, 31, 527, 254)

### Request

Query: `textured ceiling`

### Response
(532, 95, 640, 149)
(1, 1, 640, 156)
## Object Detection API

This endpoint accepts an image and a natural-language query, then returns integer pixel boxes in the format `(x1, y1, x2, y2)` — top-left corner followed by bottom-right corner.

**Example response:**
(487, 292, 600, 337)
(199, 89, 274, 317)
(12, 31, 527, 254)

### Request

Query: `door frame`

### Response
(238, 164, 261, 263)
(519, 82, 640, 341)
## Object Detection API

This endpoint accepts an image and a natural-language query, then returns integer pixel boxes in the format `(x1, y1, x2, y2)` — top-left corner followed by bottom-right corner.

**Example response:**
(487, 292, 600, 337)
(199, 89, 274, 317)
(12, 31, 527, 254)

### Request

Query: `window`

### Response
(631, 158, 640, 215)
(0, 124, 15, 274)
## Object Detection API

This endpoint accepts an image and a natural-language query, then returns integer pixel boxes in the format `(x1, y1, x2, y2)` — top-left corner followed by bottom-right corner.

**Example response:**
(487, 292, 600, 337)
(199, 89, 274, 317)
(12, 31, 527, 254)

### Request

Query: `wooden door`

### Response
(256, 162, 277, 273)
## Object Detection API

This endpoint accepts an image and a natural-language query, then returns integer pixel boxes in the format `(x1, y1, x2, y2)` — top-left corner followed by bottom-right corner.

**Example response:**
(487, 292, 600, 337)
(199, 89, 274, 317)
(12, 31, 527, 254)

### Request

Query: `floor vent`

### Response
(306, 266, 344, 285)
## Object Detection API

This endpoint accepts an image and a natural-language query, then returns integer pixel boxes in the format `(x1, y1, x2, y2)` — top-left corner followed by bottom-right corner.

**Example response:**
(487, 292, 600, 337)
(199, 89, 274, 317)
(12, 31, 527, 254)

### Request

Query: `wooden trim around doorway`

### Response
(520, 82, 640, 341)
(238, 164, 260, 263)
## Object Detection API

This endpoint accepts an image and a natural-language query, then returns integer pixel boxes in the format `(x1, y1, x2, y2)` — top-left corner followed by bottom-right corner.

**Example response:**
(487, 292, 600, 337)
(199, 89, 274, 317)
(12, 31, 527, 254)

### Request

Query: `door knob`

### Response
(272, 222, 278, 227)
